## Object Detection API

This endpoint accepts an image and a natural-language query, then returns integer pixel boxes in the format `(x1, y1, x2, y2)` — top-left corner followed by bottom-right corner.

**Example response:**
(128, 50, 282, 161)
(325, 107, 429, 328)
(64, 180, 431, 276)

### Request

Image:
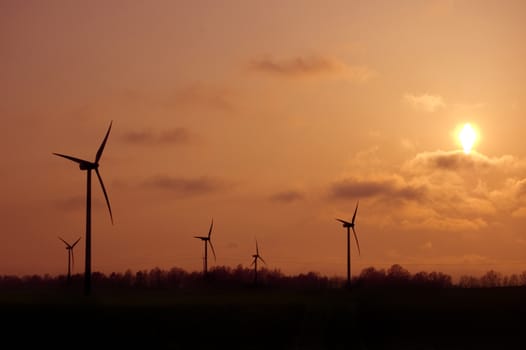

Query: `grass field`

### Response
(2, 286, 525, 349)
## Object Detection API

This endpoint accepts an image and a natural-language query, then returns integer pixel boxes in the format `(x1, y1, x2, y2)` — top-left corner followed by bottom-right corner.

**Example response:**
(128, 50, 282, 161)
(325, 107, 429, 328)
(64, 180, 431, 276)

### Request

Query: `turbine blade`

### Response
(95, 168, 113, 224)
(71, 237, 81, 248)
(259, 256, 266, 265)
(208, 218, 214, 238)
(71, 250, 74, 270)
(95, 121, 112, 163)
(336, 218, 351, 225)
(53, 153, 89, 165)
(58, 236, 69, 247)
(256, 239, 259, 255)
(352, 200, 359, 225)
(251, 259, 255, 266)
(208, 240, 216, 260)
(352, 227, 361, 255)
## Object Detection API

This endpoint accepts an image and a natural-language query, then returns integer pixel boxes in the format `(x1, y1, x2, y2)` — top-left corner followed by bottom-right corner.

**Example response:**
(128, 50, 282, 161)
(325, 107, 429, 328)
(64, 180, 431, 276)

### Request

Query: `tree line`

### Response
(2, 264, 526, 290)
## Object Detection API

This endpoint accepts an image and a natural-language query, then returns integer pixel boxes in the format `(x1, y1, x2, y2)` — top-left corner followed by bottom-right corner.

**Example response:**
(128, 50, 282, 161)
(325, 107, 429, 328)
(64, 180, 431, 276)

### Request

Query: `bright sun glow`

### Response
(459, 123, 477, 154)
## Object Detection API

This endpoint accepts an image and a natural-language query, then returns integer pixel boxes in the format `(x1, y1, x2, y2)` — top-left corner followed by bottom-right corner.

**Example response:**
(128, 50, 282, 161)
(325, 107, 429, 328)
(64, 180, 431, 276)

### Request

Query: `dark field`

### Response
(2, 286, 525, 349)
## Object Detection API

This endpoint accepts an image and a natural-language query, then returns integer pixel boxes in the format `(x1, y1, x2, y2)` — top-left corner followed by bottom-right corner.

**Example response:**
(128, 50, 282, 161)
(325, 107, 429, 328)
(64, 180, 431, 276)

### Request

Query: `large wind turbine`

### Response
(194, 219, 216, 275)
(336, 200, 360, 288)
(58, 236, 81, 284)
(251, 239, 266, 285)
(53, 121, 113, 295)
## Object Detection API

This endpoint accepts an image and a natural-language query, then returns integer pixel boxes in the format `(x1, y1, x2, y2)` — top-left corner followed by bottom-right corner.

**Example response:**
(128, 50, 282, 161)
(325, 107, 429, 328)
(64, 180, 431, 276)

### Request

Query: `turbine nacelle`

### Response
(336, 219, 353, 228)
(79, 161, 98, 171)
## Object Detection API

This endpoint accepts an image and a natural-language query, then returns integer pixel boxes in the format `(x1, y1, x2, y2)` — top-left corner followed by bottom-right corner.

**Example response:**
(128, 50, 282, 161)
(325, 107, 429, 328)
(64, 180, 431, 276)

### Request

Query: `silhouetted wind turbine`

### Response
(251, 239, 266, 285)
(336, 200, 361, 288)
(58, 236, 81, 284)
(53, 121, 113, 295)
(194, 219, 216, 275)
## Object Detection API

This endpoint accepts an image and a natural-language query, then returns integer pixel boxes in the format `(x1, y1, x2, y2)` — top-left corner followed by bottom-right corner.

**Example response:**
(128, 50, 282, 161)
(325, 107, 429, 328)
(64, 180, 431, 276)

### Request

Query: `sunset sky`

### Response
(2, 0, 526, 280)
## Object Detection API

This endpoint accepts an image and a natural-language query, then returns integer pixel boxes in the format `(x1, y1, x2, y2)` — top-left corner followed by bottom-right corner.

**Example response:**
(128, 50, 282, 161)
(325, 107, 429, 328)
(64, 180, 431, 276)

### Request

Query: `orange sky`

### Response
(2, 0, 526, 280)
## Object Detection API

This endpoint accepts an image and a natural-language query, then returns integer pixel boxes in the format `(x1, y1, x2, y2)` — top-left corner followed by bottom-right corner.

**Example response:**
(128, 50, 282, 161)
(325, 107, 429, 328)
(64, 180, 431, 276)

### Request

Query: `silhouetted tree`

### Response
(480, 270, 502, 288)
(134, 270, 148, 288)
(166, 267, 186, 288)
(149, 267, 164, 288)
(505, 273, 520, 287)
(387, 264, 411, 286)
(458, 275, 480, 288)
(358, 266, 387, 287)
(426, 271, 453, 288)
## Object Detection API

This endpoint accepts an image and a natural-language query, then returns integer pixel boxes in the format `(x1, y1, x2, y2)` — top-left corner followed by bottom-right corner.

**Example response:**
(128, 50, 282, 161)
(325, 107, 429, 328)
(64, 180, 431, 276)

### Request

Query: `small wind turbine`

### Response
(53, 121, 114, 295)
(251, 239, 266, 285)
(194, 218, 216, 275)
(58, 236, 81, 284)
(336, 200, 361, 288)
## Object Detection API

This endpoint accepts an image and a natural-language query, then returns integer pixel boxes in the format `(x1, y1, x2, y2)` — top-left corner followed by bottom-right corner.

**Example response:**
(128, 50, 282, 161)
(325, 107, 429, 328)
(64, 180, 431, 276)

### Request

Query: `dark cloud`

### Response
(159, 128, 190, 143)
(249, 55, 340, 77)
(249, 55, 376, 81)
(144, 175, 228, 197)
(270, 190, 305, 203)
(407, 150, 516, 172)
(122, 127, 191, 145)
(123, 131, 155, 143)
(330, 177, 426, 201)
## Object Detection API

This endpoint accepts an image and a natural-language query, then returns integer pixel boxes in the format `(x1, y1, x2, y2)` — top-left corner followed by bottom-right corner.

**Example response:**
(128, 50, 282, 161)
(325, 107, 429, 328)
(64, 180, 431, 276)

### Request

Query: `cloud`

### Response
(171, 84, 234, 111)
(330, 147, 526, 232)
(416, 215, 488, 231)
(249, 55, 376, 82)
(123, 127, 191, 145)
(405, 150, 517, 173)
(270, 190, 305, 203)
(511, 178, 526, 198)
(404, 93, 445, 112)
(144, 175, 229, 197)
(329, 175, 426, 202)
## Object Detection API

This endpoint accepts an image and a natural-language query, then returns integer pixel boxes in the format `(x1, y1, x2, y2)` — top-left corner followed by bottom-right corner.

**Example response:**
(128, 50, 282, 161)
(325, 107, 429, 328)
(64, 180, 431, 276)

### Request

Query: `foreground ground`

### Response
(2, 285, 525, 349)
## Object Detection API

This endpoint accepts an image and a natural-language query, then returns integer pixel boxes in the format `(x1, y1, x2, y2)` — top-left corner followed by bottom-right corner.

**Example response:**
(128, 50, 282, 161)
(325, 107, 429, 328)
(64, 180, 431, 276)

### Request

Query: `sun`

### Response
(458, 123, 477, 154)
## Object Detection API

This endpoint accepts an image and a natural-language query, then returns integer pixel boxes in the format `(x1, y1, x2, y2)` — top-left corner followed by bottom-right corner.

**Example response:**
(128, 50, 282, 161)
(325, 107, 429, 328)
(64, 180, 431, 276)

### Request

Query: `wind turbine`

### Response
(58, 236, 81, 284)
(336, 200, 360, 288)
(53, 121, 113, 295)
(194, 218, 216, 275)
(251, 239, 266, 285)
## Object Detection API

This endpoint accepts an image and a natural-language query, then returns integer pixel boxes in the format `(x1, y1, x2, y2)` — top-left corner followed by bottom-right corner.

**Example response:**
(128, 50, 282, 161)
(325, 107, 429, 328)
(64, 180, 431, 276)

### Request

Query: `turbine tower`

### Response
(53, 121, 114, 295)
(58, 236, 81, 284)
(194, 219, 216, 275)
(336, 200, 361, 288)
(251, 239, 266, 285)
